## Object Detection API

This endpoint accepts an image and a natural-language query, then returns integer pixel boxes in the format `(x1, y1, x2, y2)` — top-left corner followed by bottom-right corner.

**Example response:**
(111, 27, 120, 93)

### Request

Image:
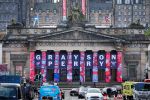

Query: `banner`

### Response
(82, 0, 86, 15)
(54, 52, 59, 82)
(117, 52, 122, 82)
(35, 51, 42, 69)
(30, 52, 35, 82)
(93, 52, 98, 82)
(67, 52, 72, 82)
(105, 52, 111, 82)
(46, 50, 55, 69)
(41, 51, 46, 82)
(80, 52, 85, 82)
(85, 52, 93, 68)
(98, 51, 106, 69)
(72, 51, 80, 69)
(110, 51, 117, 69)
(63, 0, 67, 20)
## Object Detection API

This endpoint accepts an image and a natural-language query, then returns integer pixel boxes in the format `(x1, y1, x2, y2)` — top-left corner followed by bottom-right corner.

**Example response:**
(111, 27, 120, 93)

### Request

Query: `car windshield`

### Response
(134, 83, 150, 91)
(87, 89, 101, 93)
(0, 86, 17, 99)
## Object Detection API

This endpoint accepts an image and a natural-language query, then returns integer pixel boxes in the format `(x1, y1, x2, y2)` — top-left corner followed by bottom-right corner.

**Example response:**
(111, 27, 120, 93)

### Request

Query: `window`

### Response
(125, 0, 130, 4)
(129, 18, 132, 21)
(117, 0, 122, 4)
(143, 6, 145, 9)
(52, 0, 60, 3)
(139, 12, 141, 15)
(134, 12, 137, 15)
(135, 0, 139, 4)
(128, 12, 131, 15)
(118, 11, 121, 15)
(118, 17, 121, 21)
(134, 5, 137, 9)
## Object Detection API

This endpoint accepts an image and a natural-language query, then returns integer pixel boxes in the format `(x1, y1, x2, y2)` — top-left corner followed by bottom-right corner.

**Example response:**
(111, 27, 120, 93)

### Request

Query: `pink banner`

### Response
(67, 52, 72, 82)
(105, 52, 111, 82)
(82, 0, 86, 15)
(80, 52, 85, 82)
(63, 0, 67, 17)
(93, 52, 98, 82)
(30, 52, 35, 82)
(54, 52, 59, 82)
(41, 51, 46, 82)
(117, 52, 123, 82)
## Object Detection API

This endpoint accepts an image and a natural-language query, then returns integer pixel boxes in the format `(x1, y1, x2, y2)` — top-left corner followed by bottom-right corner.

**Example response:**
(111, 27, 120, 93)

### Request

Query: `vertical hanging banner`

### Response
(93, 52, 98, 82)
(110, 51, 117, 69)
(117, 52, 123, 82)
(30, 52, 35, 82)
(63, 0, 67, 21)
(105, 52, 111, 82)
(82, 0, 86, 15)
(80, 52, 85, 82)
(67, 52, 72, 82)
(59, 51, 67, 68)
(35, 51, 42, 69)
(54, 52, 59, 82)
(41, 51, 46, 82)
(46, 50, 55, 69)
(98, 51, 106, 69)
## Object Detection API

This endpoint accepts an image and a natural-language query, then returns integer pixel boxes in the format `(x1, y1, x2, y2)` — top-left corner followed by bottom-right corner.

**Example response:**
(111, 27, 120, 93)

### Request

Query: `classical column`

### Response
(0, 43, 2, 64)
(148, 44, 150, 78)
(82, 0, 86, 15)
(62, 0, 67, 21)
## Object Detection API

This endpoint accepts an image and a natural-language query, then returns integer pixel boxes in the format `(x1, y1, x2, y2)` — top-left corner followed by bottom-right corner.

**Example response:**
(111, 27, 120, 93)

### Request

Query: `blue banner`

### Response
(98, 51, 106, 69)
(46, 51, 55, 69)
(59, 52, 67, 68)
(110, 51, 117, 69)
(35, 51, 42, 69)
(85, 52, 93, 68)
(72, 52, 80, 68)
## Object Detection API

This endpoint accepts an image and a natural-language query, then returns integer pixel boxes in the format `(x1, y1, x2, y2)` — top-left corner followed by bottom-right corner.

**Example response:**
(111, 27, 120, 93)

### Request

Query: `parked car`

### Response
(102, 87, 117, 97)
(85, 88, 103, 100)
(78, 86, 87, 99)
(0, 83, 23, 100)
(70, 88, 78, 96)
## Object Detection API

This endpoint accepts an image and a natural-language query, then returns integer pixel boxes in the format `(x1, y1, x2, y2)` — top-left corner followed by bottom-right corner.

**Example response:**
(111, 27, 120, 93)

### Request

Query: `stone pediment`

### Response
(30, 28, 125, 42)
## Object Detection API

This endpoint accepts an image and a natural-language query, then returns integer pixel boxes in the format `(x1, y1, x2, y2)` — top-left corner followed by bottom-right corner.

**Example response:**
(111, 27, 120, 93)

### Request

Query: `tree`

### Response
(144, 28, 150, 36)
(129, 19, 144, 29)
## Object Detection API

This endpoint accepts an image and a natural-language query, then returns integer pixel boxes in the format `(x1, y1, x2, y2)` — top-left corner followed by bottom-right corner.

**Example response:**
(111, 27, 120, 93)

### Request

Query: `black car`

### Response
(70, 88, 79, 96)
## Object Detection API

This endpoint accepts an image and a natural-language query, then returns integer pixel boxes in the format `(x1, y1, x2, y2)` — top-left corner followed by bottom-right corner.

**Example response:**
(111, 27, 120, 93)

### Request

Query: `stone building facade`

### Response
(0, 0, 150, 82)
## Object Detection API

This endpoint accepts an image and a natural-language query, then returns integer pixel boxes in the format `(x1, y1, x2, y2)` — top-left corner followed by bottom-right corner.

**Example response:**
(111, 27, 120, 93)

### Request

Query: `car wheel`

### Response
(78, 95, 81, 99)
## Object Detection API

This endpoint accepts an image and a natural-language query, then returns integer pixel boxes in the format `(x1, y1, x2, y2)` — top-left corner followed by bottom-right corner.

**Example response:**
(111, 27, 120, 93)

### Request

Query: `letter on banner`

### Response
(60, 52, 67, 68)
(85, 52, 93, 68)
(72, 52, 80, 68)
(46, 51, 55, 69)
(110, 51, 117, 69)
(30, 52, 35, 82)
(105, 52, 110, 82)
(98, 51, 106, 69)
(35, 51, 42, 69)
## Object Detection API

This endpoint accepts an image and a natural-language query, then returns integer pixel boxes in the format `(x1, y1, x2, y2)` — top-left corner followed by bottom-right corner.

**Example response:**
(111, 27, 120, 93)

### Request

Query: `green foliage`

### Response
(144, 28, 150, 36)
(129, 20, 144, 29)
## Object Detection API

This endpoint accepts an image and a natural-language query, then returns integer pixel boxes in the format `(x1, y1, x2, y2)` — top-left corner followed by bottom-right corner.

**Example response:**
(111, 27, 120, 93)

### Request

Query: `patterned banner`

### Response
(105, 52, 111, 82)
(41, 52, 46, 82)
(63, 0, 67, 20)
(98, 51, 106, 69)
(110, 51, 117, 69)
(46, 50, 55, 69)
(93, 52, 98, 82)
(30, 52, 35, 82)
(80, 52, 85, 82)
(35, 51, 42, 69)
(54, 52, 59, 82)
(117, 52, 122, 82)
(82, 0, 86, 15)
(67, 52, 72, 82)
(59, 51, 67, 68)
